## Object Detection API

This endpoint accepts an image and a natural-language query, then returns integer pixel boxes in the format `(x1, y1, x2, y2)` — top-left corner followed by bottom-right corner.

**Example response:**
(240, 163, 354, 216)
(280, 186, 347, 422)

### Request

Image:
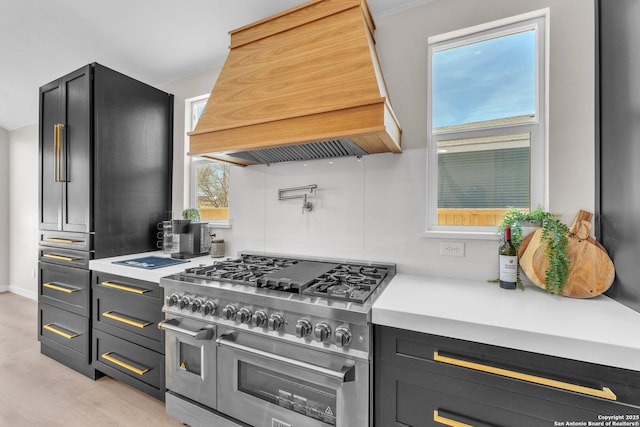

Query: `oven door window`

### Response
(179, 342, 202, 376)
(238, 361, 337, 425)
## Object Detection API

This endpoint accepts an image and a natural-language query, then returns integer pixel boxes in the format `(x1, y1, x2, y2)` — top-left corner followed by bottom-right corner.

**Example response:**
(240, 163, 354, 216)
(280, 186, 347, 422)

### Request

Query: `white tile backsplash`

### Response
(222, 148, 499, 279)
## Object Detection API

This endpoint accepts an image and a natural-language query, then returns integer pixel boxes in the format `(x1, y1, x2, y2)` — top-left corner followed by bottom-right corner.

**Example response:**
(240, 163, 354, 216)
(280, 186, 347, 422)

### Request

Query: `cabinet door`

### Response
(61, 65, 92, 233)
(39, 80, 63, 230)
(39, 65, 92, 233)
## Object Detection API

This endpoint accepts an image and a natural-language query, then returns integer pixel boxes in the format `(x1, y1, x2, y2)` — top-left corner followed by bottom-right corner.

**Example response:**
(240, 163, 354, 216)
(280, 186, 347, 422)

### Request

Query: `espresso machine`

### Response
(170, 220, 210, 259)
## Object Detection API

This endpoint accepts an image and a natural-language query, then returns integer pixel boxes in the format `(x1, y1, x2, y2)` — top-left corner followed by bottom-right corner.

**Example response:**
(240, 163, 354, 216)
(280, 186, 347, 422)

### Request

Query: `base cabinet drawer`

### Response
(39, 262, 90, 316)
(93, 329, 164, 400)
(374, 326, 640, 427)
(38, 302, 90, 363)
(40, 246, 91, 269)
(38, 302, 90, 358)
(93, 286, 163, 353)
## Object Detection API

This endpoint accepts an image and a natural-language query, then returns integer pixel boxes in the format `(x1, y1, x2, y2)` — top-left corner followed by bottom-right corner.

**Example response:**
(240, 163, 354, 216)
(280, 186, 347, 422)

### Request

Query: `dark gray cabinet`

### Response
(374, 326, 640, 426)
(37, 63, 173, 379)
(92, 272, 165, 400)
(598, 0, 640, 314)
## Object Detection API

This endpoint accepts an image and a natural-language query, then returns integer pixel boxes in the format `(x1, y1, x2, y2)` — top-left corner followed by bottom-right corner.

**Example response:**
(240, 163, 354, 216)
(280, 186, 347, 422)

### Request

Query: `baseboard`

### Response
(8, 285, 37, 301)
(0, 285, 8, 293)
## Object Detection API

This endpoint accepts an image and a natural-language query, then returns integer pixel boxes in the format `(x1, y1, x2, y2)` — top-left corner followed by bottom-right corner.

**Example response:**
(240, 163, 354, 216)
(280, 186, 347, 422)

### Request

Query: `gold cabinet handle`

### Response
(433, 351, 617, 401)
(433, 410, 472, 427)
(102, 311, 151, 329)
(101, 281, 151, 295)
(43, 237, 81, 244)
(53, 123, 65, 182)
(43, 282, 79, 294)
(42, 254, 77, 262)
(102, 352, 149, 376)
(43, 323, 80, 339)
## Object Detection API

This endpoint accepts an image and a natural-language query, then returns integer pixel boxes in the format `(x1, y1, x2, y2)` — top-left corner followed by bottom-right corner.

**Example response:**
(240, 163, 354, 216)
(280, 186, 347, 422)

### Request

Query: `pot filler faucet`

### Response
(278, 184, 317, 214)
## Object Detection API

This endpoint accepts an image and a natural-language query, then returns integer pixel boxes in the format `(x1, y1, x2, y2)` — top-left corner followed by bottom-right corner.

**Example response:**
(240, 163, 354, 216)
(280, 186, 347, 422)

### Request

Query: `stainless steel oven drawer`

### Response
(40, 230, 92, 251)
(38, 302, 90, 361)
(216, 327, 367, 427)
(93, 285, 163, 353)
(39, 262, 90, 316)
(40, 246, 91, 269)
(93, 329, 164, 399)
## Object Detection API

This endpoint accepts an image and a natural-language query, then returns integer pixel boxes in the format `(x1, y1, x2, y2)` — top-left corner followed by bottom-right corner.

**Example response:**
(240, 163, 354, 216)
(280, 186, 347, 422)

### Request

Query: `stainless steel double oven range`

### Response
(159, 252, 395, 427)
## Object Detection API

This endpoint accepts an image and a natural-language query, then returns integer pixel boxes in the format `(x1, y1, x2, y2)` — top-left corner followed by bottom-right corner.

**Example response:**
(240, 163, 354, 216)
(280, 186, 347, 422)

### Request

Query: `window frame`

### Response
(425, 9, 549, 238)
(185, 94, 231, 228)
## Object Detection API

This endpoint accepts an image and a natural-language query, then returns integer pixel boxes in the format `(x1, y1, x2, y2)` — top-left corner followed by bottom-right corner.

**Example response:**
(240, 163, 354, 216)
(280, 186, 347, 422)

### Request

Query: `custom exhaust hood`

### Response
(188, 0, 402, 166)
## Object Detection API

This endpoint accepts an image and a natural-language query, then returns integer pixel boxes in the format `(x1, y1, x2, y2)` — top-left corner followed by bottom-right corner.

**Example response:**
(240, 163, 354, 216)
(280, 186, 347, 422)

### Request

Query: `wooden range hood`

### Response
(188, 0, 402, 166)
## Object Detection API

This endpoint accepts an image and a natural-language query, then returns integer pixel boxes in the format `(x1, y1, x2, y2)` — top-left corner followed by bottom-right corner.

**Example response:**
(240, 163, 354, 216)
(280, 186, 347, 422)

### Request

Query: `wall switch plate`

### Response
(440, 241, 465, 257)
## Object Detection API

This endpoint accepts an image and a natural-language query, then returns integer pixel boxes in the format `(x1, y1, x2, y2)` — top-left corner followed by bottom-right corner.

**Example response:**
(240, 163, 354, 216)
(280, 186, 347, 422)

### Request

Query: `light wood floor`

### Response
(0, 292, 183, 427)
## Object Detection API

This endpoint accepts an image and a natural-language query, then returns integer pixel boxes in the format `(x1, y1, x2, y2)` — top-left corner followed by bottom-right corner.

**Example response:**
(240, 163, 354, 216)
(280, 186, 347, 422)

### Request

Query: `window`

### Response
(427, 11, 547, 234)
(186, 95, 230, 223)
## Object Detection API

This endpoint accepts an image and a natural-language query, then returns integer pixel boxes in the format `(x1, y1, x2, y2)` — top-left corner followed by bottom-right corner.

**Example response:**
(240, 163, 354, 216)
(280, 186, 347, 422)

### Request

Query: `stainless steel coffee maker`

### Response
(170, 220, 210, 259)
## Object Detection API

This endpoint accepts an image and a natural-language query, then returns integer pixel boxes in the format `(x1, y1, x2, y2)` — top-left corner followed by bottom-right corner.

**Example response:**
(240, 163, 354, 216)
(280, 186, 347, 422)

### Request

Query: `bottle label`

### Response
(499, 255, 518, 282)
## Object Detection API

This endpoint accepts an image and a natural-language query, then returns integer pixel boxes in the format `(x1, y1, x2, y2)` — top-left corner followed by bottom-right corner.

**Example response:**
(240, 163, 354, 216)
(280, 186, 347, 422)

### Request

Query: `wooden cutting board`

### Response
(517, 210, 615, 298)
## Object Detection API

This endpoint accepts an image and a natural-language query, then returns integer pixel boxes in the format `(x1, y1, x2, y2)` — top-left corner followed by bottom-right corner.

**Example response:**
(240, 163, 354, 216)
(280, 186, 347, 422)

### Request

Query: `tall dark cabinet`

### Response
(597, 0, 640, 313)
(37, 63, 173, 378)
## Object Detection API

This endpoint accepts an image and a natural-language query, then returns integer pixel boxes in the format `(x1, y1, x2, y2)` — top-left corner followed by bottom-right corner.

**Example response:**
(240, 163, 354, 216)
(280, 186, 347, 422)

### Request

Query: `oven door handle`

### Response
(158, 319, 214, 340)
(216, 333, 355, 383)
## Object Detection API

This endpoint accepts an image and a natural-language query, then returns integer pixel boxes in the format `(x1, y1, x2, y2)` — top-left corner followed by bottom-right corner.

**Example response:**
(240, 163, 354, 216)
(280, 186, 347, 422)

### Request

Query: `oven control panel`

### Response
(163, 290, 369, 355)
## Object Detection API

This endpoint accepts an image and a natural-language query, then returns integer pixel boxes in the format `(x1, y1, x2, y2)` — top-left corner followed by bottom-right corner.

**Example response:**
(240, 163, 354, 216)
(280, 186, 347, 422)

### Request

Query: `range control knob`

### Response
(166, 293, 180, 307)
(295, 319, 312, 338)
(202, 300, 217, 316)
(251, 310, 268, 328)
(335, 326, 352, 348)
(190, 298, 203, 313)
(267, 314, 284, 331)
(238, 307, 253, 324)
(178, 296, 192, 310)
(313, 323, 332, 342)
(222, 304, 238, 321)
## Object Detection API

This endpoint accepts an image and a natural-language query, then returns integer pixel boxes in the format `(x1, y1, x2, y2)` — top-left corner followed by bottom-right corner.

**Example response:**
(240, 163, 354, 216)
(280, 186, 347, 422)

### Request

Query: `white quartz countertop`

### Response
(373, 274, 640, 372)
(89, 251, 216, 284)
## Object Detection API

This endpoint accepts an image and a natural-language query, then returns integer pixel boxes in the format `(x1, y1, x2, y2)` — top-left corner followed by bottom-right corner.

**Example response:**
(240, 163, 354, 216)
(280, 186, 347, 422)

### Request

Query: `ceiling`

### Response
(0, 0, 430, 131)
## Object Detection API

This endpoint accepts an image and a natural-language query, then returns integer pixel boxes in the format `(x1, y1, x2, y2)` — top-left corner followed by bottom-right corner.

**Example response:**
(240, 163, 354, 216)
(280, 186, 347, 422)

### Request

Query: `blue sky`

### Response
(432, 30, 536, 128)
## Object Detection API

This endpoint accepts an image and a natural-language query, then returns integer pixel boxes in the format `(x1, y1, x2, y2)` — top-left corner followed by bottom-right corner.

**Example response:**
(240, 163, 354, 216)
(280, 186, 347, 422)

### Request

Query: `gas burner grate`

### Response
(179, 255, 389, 303)
(302, 264, 389, 303)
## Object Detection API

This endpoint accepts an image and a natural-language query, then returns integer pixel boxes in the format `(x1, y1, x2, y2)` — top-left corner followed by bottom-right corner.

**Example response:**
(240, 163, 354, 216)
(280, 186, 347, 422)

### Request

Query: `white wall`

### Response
(158, 67, 221, 217)
(0, 127, 9, 292)
(8, 125, 39, 299)
(165, 0, 596, 280)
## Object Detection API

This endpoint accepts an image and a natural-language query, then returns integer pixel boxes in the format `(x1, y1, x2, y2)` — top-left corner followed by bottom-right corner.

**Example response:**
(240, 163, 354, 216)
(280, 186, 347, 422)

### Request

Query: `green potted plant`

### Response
(182, 208, 201, 222)
(495, 207, 571, 293)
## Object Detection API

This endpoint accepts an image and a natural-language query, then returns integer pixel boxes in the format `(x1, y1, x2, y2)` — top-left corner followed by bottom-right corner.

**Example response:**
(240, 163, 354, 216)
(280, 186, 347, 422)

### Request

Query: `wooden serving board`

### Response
(517, 210, 615, 298)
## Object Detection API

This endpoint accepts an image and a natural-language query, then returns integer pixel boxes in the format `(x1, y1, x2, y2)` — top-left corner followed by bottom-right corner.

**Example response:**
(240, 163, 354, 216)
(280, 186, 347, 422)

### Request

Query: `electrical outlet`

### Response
(440, 241, 465, 257)
(31, 268, 36, 278)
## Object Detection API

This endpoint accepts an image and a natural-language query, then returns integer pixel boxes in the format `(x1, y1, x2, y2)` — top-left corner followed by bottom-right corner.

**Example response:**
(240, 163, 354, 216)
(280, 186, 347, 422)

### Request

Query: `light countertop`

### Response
(89, 251, 216, 284)
(373, 274, 640, 372)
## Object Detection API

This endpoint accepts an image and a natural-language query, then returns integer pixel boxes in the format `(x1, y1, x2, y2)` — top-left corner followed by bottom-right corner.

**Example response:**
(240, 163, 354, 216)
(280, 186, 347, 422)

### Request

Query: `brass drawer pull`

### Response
(43, 237, 81, 244)
(433, 351, 617, 401)
(102, 352, 149, 376)
(42, 254, 77, 262)
(101, 281, 151, 295)
(54, 123, 63, 182)
(102, 311, 151, 329)
(433, 410, 472, 427)
(43, 282, 80, 294)
(43, 323, 80, 340)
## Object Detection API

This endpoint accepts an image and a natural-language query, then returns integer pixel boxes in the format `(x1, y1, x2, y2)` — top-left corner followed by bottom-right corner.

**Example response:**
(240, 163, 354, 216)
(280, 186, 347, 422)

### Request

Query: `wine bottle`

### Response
(499, 226, 518, 289)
